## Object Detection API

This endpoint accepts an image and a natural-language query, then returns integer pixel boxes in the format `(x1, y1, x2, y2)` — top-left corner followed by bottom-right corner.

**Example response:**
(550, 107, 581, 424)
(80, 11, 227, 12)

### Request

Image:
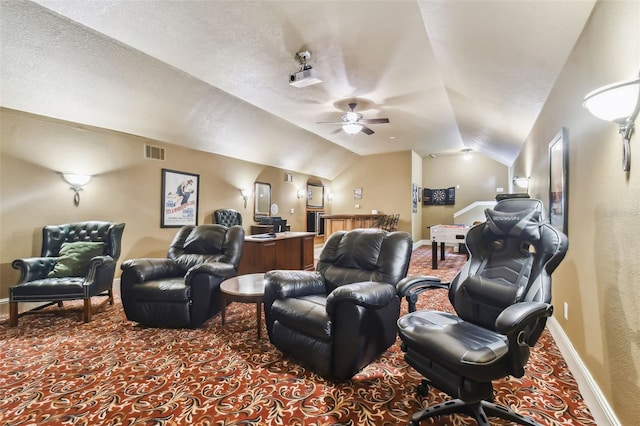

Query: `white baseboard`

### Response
(547, 317, 620, 425)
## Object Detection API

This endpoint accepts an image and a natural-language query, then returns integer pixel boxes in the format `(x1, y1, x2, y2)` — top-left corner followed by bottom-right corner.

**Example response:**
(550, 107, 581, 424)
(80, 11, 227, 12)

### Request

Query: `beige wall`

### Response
(329, 151, 414, 237)
(421, 153, 509, 240)
(0, 109, 428, 302)
(0, 109, 321, 299)
(511, 1, 639, 423)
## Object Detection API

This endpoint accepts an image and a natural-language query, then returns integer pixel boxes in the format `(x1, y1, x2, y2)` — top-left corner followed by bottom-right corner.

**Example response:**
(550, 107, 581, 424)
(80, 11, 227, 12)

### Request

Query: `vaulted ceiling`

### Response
(1, 1, 596, 179)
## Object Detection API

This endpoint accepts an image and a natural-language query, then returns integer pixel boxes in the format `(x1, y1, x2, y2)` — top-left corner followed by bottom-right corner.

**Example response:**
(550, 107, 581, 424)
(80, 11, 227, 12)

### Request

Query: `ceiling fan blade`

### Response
(316, 121, 347, 124)
(331, 127, 343, 134)
(361, 126, 374, 135)
(360, 118, 389, 124)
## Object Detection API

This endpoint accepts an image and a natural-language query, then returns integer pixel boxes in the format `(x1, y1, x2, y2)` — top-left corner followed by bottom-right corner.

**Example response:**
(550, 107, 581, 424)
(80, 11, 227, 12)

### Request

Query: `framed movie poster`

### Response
(549, 128, 569, 234)
(161, 168, 199, 228)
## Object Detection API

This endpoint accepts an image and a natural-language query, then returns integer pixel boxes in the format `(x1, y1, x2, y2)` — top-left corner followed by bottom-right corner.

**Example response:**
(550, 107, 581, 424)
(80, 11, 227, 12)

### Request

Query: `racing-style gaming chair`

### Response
(397, 199, 568, 425)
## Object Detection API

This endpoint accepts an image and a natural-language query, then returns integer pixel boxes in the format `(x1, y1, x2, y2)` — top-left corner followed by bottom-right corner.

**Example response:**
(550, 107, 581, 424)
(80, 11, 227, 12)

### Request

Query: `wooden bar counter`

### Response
(238, 231, 316, 275)
(320, 214, 382, 238)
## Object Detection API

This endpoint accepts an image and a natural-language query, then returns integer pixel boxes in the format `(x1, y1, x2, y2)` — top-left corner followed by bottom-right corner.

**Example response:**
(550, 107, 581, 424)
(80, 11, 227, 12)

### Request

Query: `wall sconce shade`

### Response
(343, 123, 363, 135)
(296, 189, 307, 199)
(583, 73, 640, 171)
(326, 192, 334, 201)
(61, 172, 92, 206)
(513, 176, 529, 189)
(240, 189, 251, 208)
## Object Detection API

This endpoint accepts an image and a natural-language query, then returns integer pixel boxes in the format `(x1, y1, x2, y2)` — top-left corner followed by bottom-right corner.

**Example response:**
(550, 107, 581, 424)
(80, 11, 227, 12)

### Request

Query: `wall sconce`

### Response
(297, 189, 307, 199)
(583, 73, 640, 171)
(326, 192, 334, 201)
(61, 172, 92, 206)
(462, 149, 473, 160)
(240, 188, 251, 208)
(513, 176, 529, 189)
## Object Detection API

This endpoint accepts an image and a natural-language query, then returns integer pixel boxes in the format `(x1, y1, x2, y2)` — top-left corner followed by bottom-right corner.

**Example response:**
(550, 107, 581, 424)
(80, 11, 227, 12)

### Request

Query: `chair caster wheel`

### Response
(416, 382, 429, 397)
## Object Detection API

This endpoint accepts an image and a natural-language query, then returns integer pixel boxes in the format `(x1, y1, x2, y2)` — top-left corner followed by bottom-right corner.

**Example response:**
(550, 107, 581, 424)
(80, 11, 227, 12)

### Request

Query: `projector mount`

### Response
(295, 51, 312, 71)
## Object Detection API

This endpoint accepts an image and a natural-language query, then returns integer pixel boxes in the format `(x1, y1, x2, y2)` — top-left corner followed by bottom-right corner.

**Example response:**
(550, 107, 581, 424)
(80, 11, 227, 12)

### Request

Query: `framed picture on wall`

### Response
(354, 187, 362, 199)
(548, 128, 569, 234)
(412, 183, 418, 213)
(161, 168, 199, 228)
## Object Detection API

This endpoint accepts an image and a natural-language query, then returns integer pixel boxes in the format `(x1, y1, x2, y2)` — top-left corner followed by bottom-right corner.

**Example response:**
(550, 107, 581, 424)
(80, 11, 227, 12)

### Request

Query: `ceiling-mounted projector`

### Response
(289, 68, 322, 87)
(289, 50, 322, 87)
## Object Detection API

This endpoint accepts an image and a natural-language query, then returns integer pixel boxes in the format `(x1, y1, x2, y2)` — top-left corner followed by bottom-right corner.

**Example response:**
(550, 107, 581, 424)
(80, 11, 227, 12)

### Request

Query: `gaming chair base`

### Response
(410, 398, 540, 426)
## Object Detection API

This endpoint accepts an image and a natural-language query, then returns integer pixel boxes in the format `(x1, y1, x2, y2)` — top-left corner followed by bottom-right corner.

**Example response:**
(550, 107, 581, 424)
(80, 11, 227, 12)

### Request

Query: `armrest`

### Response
(264, 270, 326, 299)
(85, 255, 114, 276)
(495, 302, 553, 336)
(495, 301, 553, 377)
(185, 262, 236, 285)
(12, 257, 57, 283)
(326, 281, 396, 316)
(396, 275, 449, 312)
(120, 258, 183, 283)
(84, 256, 117, 293)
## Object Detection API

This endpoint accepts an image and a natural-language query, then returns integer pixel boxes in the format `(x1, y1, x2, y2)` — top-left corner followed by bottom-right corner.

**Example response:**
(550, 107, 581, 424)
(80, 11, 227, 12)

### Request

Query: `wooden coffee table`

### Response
(220, 273, 265, 339)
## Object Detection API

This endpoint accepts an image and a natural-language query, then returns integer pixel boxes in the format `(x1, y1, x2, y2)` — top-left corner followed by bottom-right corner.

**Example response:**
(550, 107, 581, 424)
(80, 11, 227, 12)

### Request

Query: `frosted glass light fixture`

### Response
(513, 176, 529, 189)
(343, 123, 363, 135)
(61, 173, 92, 206)
(583, 73, 640, 171)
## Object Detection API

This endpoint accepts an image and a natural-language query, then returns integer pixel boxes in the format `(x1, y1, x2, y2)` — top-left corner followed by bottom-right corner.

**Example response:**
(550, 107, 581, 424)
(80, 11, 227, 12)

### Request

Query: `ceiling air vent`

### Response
(145, 144, 165, 161)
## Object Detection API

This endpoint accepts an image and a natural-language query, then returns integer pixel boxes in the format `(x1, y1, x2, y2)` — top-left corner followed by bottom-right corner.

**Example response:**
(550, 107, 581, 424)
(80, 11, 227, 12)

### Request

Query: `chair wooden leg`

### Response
(83, 298, 92, 323)
(57, 301, 64, 308)
(108, 289, 114, 305)
(9, 302, 18, 327)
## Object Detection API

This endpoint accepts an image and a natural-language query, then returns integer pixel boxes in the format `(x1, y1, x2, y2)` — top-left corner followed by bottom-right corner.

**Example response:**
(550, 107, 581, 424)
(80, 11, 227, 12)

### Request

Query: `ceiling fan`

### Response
(317, 102, 390, 135)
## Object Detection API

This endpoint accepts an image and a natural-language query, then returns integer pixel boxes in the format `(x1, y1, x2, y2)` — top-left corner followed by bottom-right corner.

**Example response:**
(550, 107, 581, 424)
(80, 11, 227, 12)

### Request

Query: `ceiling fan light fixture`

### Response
(345, 111, 360, 122)
(343, 123, 363, 135)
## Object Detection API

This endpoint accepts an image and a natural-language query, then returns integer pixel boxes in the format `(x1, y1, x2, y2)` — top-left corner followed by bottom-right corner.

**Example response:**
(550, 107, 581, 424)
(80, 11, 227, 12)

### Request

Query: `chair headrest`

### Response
(494, 197, 543, 214)
(484, 208, 541, 241)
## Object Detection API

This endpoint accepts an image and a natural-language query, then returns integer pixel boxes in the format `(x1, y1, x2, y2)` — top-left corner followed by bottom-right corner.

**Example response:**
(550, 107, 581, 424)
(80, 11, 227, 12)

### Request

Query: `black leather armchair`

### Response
(263, 228, 413, 380)
(213, 208, 242, 227)
(9, 221, 126, 326)
(397, 199, 568, 425)
(120, 224, 244, 328)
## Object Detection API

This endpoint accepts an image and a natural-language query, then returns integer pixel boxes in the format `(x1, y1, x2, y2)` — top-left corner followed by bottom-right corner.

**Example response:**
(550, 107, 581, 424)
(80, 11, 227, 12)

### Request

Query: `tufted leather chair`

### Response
(120, 224, 244, 328)
(397, 199, 568, 425)
(9, 221, 126, 326)
(263, 228, 413, 380)
(213, 208, 242, 227)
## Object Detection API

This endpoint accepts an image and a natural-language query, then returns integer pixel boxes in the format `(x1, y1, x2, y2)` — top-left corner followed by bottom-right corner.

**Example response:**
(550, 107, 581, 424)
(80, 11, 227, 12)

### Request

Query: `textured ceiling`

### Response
(1, 1, 596, 179)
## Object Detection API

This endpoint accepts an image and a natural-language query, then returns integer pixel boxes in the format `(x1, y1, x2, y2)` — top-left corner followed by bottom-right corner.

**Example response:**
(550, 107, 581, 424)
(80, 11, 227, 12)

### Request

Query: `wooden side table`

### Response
(220, 273, 265, 339)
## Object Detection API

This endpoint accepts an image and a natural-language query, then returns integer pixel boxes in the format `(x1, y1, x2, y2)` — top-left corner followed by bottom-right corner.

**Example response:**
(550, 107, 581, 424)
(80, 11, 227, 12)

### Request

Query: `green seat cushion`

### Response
(48, 241, 105, 278)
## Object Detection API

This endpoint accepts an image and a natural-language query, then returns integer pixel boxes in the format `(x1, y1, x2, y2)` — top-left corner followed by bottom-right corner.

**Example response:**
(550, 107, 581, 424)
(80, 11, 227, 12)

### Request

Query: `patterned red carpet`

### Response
(0, 246, 595, 425)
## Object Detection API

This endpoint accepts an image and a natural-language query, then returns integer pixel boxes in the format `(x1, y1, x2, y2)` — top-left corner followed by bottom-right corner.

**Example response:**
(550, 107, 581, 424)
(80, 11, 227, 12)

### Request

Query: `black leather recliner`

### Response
(263, 228, 413, 380)
(120, 224, 244, 328)
(213, 208, 242, 227)
(397, 199, 568, 425)
(9, 221, 126, 326)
